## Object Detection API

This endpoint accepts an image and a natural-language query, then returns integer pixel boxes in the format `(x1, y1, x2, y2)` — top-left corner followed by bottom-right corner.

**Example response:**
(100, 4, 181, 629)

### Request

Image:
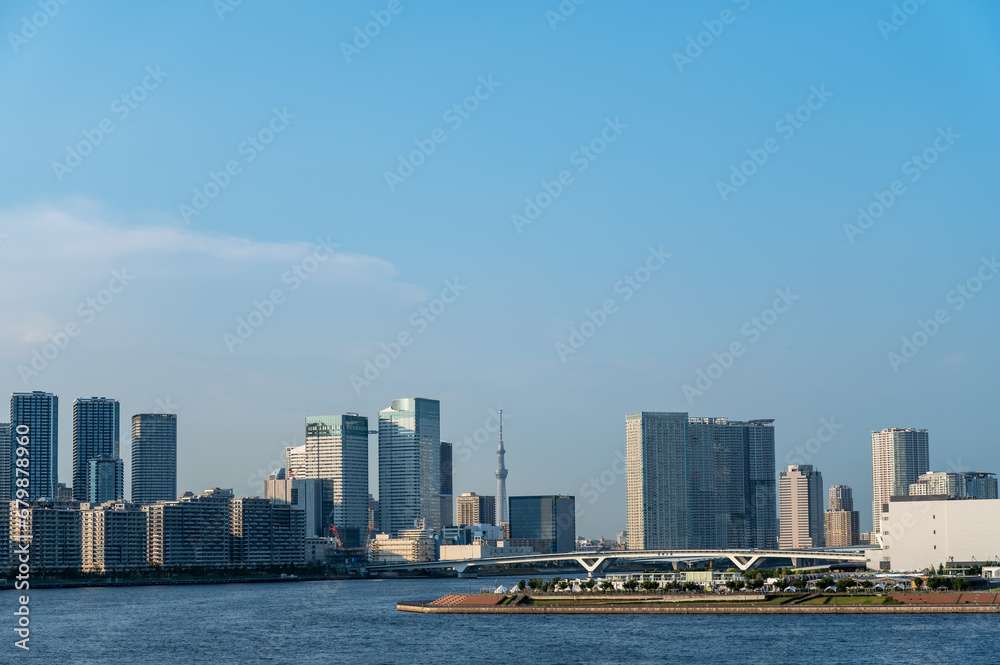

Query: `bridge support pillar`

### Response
(575, 557, 611, 578)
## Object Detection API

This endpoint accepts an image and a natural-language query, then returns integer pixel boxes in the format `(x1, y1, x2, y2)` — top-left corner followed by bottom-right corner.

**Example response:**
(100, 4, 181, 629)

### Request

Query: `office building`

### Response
(72, 397, 120, 502)
(264, 469, 324, 538)
(81, 501, 147, 572)
(285, 414, 368, 547)
(625, 412, 777, 550)
(0, 423, 9, 502)
(778, 465, 824, 549)
(10, 392, 59, 500)
(144, 488, 231, 568)
(825, 484, 860, 547)
(131, 414, 177, 504)
(456, 492, 496, 527)
(229, 497, 306, 566)
(440, 441, 453, 527)
(871, 496, 1000, 571)
(509, 495, 575, 554)
(87, 457, 124, 503)
(871, 428, 930, 535)
(908, 471, 998, 500)
(378, 398, 441, 536)
(10, 501, 81, 570)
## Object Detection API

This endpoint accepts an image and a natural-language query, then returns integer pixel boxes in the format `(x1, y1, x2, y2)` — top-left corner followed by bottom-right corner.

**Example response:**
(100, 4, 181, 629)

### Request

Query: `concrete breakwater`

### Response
(398, 602, 1000, 615)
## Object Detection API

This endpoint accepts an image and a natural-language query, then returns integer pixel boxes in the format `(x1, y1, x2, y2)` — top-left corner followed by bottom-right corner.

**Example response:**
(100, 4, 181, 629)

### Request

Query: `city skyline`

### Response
(5, 383, 992, 538)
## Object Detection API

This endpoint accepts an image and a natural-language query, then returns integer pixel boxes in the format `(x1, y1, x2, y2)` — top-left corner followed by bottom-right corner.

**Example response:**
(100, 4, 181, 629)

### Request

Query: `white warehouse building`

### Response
(868, 497, 1000, 572)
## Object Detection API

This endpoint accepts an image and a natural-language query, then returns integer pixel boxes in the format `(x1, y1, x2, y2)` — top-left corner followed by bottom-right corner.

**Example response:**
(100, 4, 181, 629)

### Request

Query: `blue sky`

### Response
(2, 0, 998, 536)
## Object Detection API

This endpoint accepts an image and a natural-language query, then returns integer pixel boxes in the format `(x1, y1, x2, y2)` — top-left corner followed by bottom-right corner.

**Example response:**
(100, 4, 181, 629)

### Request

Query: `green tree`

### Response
(518, 579, 526, 591)
(599, 580, 613, 592)
(818, 576, 835, 590)
(912, 577, 924, 590)
(640, 580, 660, 591)
(836, 579, 855, 593)
(682, 582, 700, 592)
(952, 577, 970, 591)
(558, 581, 569, 591)
(623, 580, 640, 591)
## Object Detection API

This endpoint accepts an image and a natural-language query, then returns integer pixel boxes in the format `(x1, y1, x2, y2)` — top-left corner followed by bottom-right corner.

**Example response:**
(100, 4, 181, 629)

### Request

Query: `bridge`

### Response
(368, 548, 871, 577)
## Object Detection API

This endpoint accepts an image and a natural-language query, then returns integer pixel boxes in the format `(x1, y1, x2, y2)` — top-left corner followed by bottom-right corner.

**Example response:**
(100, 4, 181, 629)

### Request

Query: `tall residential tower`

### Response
(625, 412, 777, 551)
(72, 397, 121, 501)
(871, 428, 930, 534)
(131, 413, 177, 504)
(11, 392, 59, 500)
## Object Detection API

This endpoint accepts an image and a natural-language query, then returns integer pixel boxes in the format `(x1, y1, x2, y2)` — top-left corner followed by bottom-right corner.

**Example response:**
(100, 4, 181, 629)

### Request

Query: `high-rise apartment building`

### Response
(285, 414, 368, 547)
(0, 423, 10, 502)
(625, 412, 777, 551)
(72, 397, 120, 502)
(509, 495, 575, 554)
(81, 501, 147, 572)
(10, 392, 59, 500)
(378, 398, 441, 536)
(87, 457, 124, 503)
(131, 414, 177, 504)
(455, 492, 496, 526)
(825, 484, 861, 547)
(11, 501, 81, 570)
(144, 488, 231, 568)
(440, 441, 453, 527)
(229, 497, 306, 566)
(908, 471, 998, 500)
(778, 465, 825, 549)
(871, 428, 930, 534)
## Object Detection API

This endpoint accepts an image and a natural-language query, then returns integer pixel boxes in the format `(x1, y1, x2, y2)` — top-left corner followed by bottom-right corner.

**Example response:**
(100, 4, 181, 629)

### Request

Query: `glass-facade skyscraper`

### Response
(10, 391, 59, 500)
(286, 414, 368, 547)
(378, 398, 441, 537)
(625, 412, 777, 551)
(440, 441, 453, 527)
(72, 397, 120, 501)
(87, 456, 125, 503)
(131, 413, 177, 504)
(509, 495, 576, 554)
